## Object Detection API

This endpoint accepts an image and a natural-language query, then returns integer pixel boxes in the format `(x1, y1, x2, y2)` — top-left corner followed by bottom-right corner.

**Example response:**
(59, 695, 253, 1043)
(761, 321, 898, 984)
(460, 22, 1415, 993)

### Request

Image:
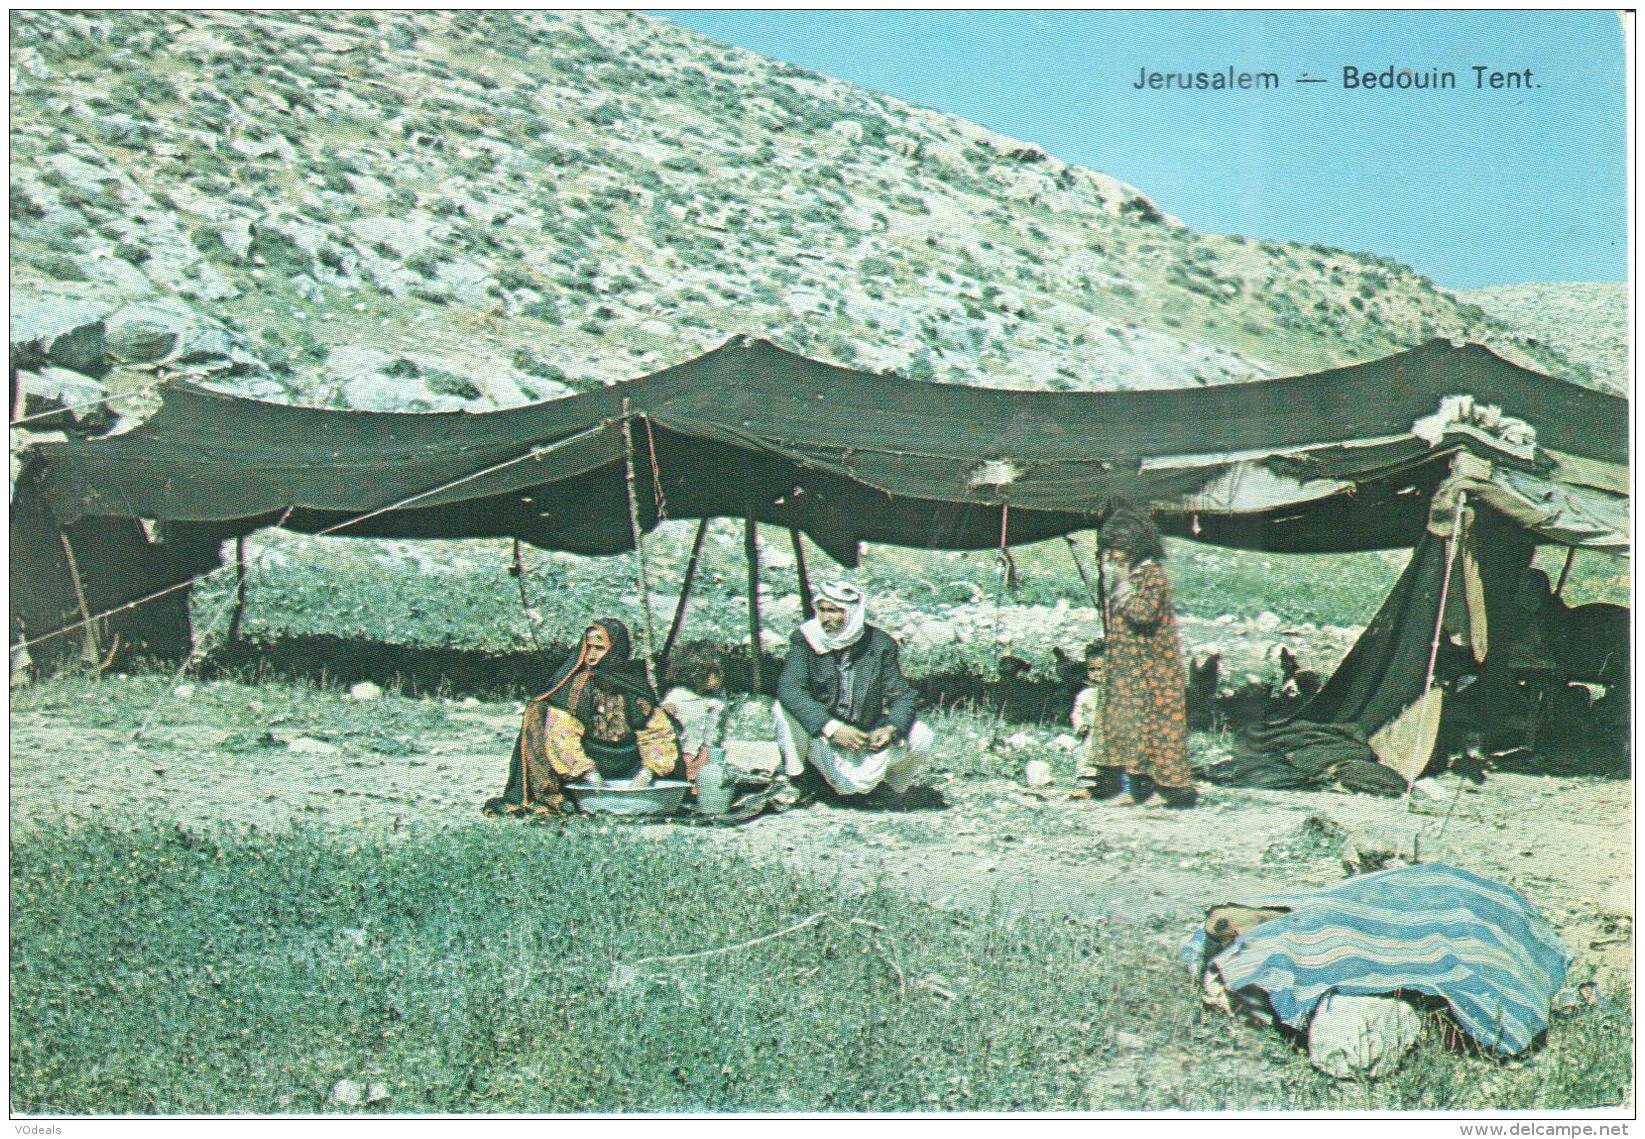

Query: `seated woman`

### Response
(485, 618, 681, 816)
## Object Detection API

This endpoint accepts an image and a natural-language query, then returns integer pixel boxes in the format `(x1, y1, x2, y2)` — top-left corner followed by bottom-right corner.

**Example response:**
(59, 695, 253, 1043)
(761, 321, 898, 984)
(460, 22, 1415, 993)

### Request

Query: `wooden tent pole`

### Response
(1410, 492, 1467, 791)
(1553, 545, 1577, 598)
(620, 398, 658, 693)
(58, 530, 100, 665)
(745, 517, 764, 695)
(661, 517, 710, 667)
(227, 535, 248, 642)
(790, 528, 814, 621)
(1063, 534, 1099, 611)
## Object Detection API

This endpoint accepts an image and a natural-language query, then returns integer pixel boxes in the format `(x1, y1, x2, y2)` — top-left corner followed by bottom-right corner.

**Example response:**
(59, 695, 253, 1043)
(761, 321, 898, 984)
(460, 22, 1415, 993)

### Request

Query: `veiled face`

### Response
(815, 599, 847, 636)
(582, 626, 612, 668)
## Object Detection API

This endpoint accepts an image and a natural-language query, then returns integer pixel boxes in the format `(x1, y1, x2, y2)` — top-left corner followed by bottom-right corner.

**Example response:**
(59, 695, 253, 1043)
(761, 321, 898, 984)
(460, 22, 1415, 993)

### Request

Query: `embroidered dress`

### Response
(487, 617, 680, 816)
(1103, 561, 1191, 790)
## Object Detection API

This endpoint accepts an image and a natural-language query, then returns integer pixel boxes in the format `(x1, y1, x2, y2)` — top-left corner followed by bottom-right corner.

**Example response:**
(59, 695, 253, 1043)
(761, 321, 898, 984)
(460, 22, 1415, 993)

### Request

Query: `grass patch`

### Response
(10, 823, 1630, 1113)
(199, 528, 1414, 664)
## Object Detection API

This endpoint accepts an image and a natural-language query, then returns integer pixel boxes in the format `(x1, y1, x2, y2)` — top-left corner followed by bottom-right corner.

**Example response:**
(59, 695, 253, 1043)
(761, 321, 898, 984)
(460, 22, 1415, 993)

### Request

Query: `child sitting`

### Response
(1068, 640, 1110, 798)
(660, 646, 728, 781)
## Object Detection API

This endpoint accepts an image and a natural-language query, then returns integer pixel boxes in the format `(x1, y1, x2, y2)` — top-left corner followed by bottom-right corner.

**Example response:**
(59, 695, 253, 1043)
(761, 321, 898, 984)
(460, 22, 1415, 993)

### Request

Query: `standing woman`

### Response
(1097, 509, 1196, 808)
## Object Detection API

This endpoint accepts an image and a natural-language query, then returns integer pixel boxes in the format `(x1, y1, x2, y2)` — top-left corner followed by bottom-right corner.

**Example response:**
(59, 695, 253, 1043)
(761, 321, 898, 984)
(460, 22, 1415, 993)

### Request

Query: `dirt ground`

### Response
(10, 693, 1632, 989)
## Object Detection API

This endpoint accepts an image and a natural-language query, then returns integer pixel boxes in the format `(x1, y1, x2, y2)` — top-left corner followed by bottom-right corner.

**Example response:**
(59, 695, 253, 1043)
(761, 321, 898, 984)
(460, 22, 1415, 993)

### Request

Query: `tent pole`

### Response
(1553, 545, 1577, 598)
(745, 517, 764, 695)
(58, 530, 100, 665)
(510, 538, 547, 658)
(790, 528, 814, 621)
(1410, 492, 1467, 790)
(1063, 534, 1099, 610)
(661, 517, 710, 668)
(620, 398, 658, 693)
(228, 536, 248, 642)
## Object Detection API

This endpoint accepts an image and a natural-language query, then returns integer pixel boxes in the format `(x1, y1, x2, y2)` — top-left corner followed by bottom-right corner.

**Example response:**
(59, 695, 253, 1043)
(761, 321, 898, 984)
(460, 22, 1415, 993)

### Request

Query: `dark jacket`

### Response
(777, 625, 917, 739)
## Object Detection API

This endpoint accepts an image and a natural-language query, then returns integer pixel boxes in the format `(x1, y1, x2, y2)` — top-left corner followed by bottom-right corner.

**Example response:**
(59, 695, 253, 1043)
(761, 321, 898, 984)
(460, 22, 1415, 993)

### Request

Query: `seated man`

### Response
(772, 580, 932, 797)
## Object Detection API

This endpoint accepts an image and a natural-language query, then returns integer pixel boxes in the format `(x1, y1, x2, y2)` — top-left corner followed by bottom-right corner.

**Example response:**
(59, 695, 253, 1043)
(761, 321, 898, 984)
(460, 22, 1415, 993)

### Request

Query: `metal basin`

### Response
(563, 779, 691, 816)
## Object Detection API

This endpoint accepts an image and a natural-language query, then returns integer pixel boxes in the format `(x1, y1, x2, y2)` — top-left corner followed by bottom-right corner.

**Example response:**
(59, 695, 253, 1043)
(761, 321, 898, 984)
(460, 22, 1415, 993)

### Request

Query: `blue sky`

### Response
(657, 10, 1629, 289)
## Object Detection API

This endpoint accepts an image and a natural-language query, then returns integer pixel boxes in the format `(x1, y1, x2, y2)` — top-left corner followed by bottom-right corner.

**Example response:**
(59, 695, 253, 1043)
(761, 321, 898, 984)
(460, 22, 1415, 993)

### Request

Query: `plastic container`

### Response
(695, 755, 735, 816)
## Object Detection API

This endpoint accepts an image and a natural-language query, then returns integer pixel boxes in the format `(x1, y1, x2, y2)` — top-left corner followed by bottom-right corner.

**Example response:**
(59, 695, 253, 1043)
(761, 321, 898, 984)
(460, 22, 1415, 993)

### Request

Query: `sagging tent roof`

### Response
(18, 336, 1629, 566)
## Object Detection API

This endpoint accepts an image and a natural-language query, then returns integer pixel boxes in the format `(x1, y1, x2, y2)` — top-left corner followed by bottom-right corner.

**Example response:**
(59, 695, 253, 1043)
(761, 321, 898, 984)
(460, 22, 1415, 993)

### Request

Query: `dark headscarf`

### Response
(1100, 503, 1167, 563)
(543, 617, 657, 726)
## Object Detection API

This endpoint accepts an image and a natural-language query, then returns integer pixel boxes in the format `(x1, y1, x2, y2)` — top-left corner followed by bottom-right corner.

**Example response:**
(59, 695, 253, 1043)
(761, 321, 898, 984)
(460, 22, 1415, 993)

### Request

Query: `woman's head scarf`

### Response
(800, 580, 868, 653)
(545, 616, 657, 712)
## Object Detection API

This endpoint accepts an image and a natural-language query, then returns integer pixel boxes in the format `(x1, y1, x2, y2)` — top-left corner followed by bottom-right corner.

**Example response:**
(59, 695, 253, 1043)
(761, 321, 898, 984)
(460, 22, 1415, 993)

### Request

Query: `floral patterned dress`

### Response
(1102, 559, 1192, 789)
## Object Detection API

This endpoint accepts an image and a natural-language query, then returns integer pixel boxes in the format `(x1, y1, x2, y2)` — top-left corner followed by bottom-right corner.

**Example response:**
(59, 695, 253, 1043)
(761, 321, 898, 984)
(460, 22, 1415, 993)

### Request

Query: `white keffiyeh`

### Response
(799, 580, 867, 653)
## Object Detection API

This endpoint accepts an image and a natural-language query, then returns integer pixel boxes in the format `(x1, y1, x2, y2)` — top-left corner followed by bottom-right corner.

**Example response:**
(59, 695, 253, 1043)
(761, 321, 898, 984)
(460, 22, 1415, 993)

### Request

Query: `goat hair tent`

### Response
(9, 334, 1631, 782)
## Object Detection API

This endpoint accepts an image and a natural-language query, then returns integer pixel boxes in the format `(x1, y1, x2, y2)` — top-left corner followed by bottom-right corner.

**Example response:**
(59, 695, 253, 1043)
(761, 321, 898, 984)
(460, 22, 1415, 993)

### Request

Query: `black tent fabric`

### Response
(10, 335, 1629, 684)
(17, 336, 1629, 565)
(1208, 507, 1557, 790)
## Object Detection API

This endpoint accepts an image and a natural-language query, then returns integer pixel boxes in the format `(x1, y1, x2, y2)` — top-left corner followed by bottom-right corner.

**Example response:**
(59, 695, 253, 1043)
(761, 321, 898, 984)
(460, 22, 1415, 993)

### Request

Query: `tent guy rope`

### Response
(18, 420, 618, 654)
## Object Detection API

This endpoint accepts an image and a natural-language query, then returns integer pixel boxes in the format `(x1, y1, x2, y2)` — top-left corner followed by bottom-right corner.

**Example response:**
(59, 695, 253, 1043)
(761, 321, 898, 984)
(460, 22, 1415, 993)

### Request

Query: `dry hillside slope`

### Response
(1456, 283, 1628, 396)
(10, 9, 1593, 417)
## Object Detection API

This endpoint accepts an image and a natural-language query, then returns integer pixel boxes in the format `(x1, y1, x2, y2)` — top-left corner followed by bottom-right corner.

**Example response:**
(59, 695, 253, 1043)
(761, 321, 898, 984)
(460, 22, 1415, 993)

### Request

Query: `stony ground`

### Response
(11, 681, 1631, 991)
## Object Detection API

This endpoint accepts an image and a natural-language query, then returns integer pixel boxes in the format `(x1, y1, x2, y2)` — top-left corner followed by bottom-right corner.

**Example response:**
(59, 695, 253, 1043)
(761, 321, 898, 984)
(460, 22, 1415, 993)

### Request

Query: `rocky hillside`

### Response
(1455, 283, 1628, 396)
(10, 9, 1590, 420)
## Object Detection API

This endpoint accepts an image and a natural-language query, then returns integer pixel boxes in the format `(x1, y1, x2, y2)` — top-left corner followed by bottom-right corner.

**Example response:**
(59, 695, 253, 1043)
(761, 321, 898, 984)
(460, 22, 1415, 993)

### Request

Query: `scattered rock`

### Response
(1308, 993, 1422, 1079)
(329, 1079, 365, 1108)
(105, 298, 233, 366)
(17, 366, 109, 426)
(10, 294, 111, 375)
(1023, 759, 1051, 787)
(828, 119, 864, 144)
(349, 681, 383, 701)
(1340, 825, 1409, 876)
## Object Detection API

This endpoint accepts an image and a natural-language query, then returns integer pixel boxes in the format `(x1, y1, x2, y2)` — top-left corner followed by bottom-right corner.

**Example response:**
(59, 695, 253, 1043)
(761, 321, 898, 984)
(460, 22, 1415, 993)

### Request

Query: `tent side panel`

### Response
(10, 484, 220, 669)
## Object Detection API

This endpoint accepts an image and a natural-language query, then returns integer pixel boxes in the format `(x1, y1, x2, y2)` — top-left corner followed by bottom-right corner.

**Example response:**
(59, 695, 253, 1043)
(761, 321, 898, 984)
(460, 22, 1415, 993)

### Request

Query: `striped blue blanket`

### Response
(1181, 863, 1572, 1055)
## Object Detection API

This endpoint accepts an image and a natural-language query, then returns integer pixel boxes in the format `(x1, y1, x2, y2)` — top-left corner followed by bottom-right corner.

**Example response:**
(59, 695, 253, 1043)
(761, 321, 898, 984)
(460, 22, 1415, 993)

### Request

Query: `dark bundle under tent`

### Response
(10, 335, 1628, 783)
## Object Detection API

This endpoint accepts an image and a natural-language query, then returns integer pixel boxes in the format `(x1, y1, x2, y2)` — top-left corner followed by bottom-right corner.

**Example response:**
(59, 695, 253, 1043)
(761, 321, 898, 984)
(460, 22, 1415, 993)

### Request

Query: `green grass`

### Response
(10, 822, 1631, 1113)
(189, 526, 1626, 699)
(198, 527, 1415, 655)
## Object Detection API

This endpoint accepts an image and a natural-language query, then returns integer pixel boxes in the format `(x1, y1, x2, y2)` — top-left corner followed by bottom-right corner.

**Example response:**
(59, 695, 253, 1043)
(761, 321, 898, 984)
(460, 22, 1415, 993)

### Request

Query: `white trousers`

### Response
(772, 701, 933, 796)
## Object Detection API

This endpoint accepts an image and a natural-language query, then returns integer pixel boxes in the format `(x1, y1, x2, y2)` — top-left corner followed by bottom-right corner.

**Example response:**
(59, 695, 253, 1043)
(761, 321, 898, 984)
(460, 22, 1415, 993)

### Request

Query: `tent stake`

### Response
(1553, 545, 1577, 598)
(228, 535, 248, 642)
(620, 399, 658, 693)
(661, 517, 710, 668)
(58, 530, 100, 665)
(790, 528, 814, 621)
(745, 517, 764, 695)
